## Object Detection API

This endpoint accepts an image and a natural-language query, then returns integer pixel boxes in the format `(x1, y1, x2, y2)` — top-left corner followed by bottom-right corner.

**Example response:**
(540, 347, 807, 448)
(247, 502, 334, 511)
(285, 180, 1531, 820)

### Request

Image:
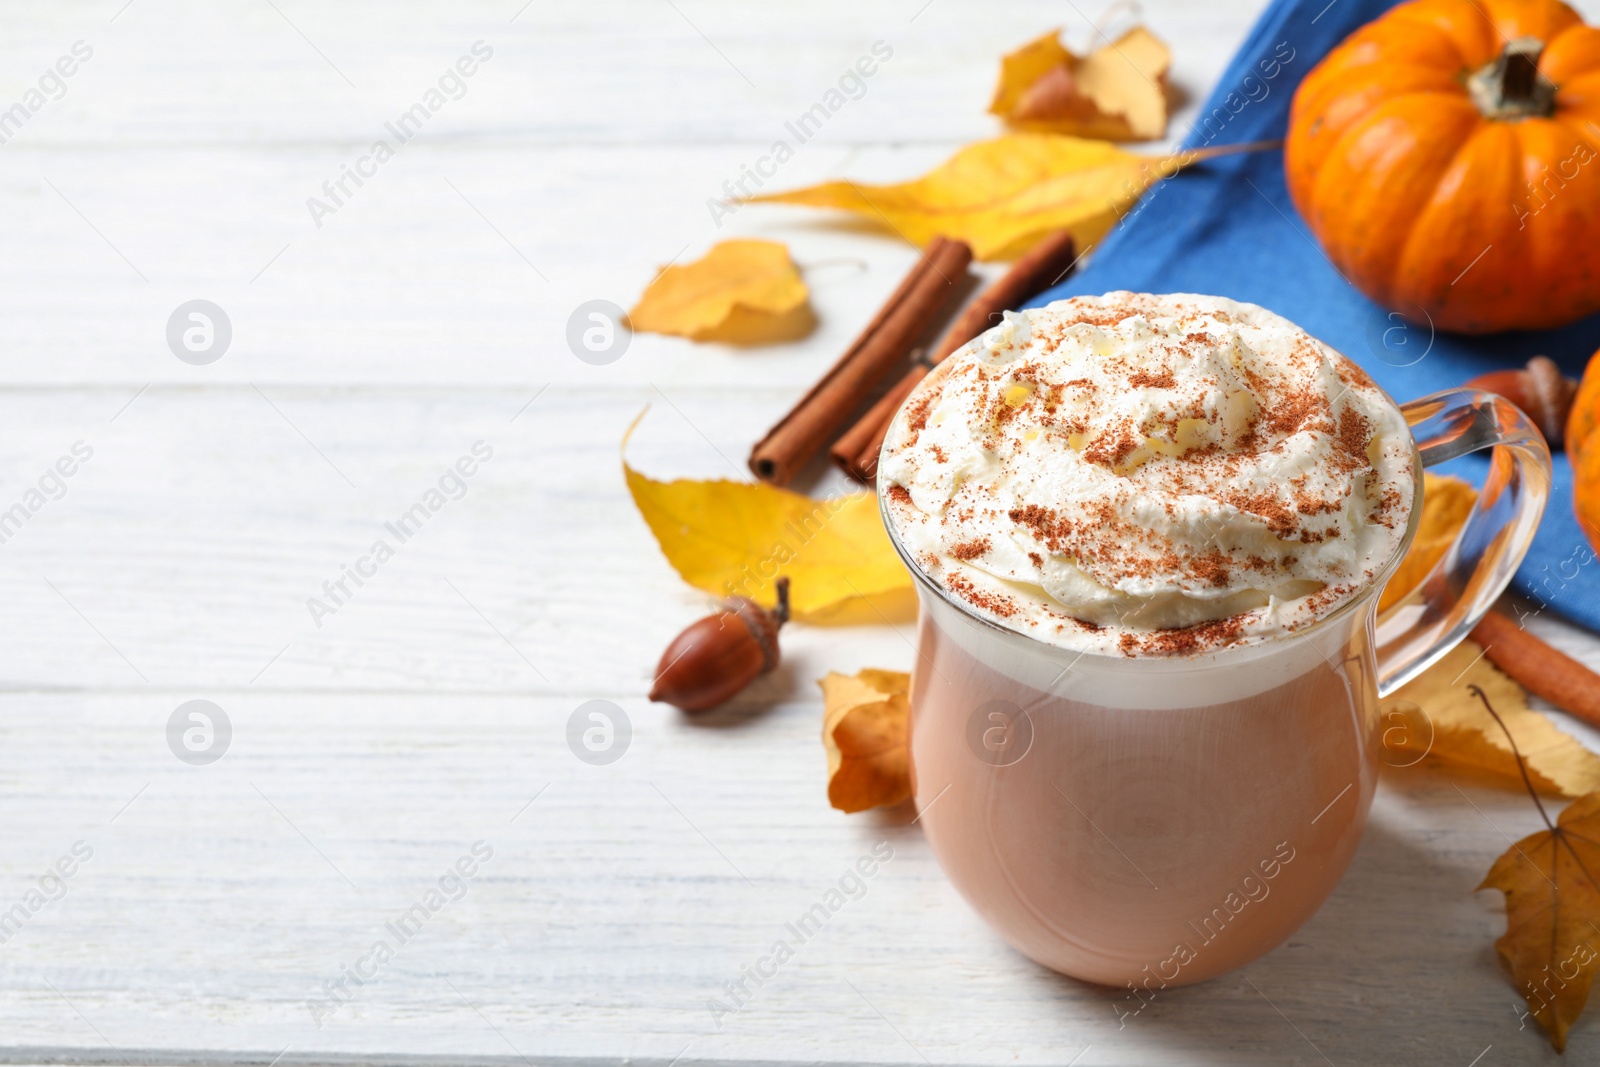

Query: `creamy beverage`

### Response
(904, 608, 1374, 991)
(879, 292, 1423, 989)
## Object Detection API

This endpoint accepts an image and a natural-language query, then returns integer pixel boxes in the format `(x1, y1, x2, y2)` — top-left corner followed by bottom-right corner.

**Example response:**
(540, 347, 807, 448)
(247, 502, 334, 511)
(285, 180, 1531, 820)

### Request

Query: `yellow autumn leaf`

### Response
(990, 26, 1171, 141)
(623, 414, 911, 620)
(821, 669, 911, 813)
(627, 239, 815, 344)
(748, 133, 1251, 261)
(1380, 471, 1600, 796)
(1378, 473, 1479, 612)
(1382, 640, 1600, 797)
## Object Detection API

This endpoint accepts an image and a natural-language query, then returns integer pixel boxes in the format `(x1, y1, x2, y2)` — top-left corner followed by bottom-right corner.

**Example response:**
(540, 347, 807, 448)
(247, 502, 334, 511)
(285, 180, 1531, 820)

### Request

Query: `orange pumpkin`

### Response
(1286, 0, 1600, 334)
(1568, 349, 1600, 551)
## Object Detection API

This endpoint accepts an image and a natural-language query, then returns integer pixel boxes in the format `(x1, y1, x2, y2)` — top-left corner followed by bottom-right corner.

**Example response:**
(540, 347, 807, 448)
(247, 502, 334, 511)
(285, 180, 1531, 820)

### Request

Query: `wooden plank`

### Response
(0, 0, 1265, 388)
(0, 2, 1240, 148)
(0, 141, 1001, 386)
(0, 386, 906, 692)
(0, 688, 1591, 1064)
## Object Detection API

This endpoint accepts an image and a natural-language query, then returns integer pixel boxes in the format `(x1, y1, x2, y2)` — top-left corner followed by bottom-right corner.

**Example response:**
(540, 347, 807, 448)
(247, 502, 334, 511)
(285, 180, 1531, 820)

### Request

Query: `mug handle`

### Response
(1374, 388, 1551, 697)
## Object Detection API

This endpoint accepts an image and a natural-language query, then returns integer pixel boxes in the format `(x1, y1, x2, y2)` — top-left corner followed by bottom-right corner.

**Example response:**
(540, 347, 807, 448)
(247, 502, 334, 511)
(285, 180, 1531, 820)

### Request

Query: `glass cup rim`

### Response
(875, 388, 1427, 666)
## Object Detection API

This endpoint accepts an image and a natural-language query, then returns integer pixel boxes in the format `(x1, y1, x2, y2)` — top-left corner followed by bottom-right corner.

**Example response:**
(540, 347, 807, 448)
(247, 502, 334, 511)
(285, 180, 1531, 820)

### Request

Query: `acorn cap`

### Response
(724, 595, 781, 672)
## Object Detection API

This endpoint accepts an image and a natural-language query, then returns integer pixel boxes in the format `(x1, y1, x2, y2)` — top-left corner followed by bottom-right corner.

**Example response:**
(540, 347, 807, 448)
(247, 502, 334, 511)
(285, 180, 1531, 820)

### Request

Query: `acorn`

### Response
(649, 577, 790, 712)
(1465, 355, 1578, 449)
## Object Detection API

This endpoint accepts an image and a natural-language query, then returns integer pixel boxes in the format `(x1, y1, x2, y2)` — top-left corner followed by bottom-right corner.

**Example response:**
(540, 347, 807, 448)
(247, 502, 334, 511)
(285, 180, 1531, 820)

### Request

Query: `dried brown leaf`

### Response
(820, 669, 911, 813)
(990, 26, 1170, 141)
(1481, 790, 1600, 1051)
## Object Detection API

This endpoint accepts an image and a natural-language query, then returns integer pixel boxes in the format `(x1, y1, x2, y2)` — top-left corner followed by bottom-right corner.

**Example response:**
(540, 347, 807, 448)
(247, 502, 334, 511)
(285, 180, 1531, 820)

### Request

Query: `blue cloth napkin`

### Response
(1031, 0, 1600, 632)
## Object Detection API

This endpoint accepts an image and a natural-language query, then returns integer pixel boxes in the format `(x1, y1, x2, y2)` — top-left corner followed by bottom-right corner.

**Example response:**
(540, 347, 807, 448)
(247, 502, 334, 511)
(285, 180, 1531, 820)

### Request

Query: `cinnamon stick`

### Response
(1472, 609, 1600, 730)
(929, 230, 1078, 362)
(831, 363, 928, 482)
(748, 237, 972, 486)
(833, 231, 1079, 483)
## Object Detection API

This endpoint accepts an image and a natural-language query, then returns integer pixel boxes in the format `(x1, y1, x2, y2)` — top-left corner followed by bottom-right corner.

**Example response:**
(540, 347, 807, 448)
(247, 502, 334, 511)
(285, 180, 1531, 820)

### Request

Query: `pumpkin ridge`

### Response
(1482, 0, 1584, 49)
(1550, 81, 1600, 131)
(1552, 112, 1600, 156)
(1555, 71, 1600, 92)
(1287, 11, 1475, 156)
(1539, 22, 1600, 82)
(1546, 19, 1591, 54)
(1389, 121, 1520, 317)
(1384, 0, 1502, 67)
(1309, 91, 1481, 203)
(1289, 84, 1473, 190)
(1332, 17, 1484, 77)
(1307, 96, 1480, 306)
(1508, 118, 1600, 329)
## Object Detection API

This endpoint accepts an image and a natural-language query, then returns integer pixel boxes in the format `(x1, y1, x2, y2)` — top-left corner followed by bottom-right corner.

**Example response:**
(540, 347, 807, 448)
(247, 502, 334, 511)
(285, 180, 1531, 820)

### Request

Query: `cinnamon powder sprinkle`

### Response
(1264, 385, 1330, 437)
(1336, 406, 1370, 464)
(949, 537, 990, 561)
(1128, 368, 1176, 389)
(1190, 551, 1231, 588)
(1136, 613, 1250, 655)
(1009, 504, 1075, 552)
(946, 573, 1018, 617)
(1082, 417, 1141, 469)
(1225, 490, 1298, 537)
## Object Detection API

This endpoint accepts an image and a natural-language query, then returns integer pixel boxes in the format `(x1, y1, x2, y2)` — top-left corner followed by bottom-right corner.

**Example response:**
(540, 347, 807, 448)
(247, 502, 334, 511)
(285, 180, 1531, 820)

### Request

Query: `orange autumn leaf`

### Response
(820, 669, 910, 813)
(990, 26, 1171, 141)
(627, 239, 815, 344)
(1481, 789, 1600, 1051)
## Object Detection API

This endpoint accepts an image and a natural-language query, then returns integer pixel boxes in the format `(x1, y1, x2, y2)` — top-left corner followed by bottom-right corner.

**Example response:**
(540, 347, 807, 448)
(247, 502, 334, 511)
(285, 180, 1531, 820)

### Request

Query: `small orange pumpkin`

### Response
(1568, 348, 1600, 551)
(1286, 0, 1600, 334)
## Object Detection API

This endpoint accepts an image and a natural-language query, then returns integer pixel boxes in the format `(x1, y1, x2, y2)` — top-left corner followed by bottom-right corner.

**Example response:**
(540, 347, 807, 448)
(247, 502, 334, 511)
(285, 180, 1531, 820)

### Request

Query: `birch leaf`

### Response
(627, 239, 814, 344)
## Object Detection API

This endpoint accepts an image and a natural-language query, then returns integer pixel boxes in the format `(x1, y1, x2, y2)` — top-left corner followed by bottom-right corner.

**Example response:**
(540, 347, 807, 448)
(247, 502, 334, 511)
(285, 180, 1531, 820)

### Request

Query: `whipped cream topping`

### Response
(880, 292, 1416, 656)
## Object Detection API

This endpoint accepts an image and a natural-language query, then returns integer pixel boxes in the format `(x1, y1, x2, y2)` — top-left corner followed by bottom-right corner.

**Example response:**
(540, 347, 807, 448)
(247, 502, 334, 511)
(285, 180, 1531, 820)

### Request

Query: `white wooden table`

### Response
(3, 1, 1599, 1063)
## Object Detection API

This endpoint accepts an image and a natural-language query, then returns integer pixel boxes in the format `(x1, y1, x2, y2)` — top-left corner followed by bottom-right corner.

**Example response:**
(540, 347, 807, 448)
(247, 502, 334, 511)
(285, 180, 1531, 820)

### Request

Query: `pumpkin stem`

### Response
(1468, 36, 1556, 120)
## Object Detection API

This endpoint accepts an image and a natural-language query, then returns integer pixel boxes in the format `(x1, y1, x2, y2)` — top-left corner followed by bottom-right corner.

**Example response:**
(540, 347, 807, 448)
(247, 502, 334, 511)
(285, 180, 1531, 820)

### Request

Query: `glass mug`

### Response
(880, 382, 1549, 989)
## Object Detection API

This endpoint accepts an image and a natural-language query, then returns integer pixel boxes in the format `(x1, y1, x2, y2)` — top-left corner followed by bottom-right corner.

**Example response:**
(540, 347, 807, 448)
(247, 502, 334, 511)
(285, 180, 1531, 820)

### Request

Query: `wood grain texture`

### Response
(0, 0, 1597, 1064)
(0, 689, 1596, 1066)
